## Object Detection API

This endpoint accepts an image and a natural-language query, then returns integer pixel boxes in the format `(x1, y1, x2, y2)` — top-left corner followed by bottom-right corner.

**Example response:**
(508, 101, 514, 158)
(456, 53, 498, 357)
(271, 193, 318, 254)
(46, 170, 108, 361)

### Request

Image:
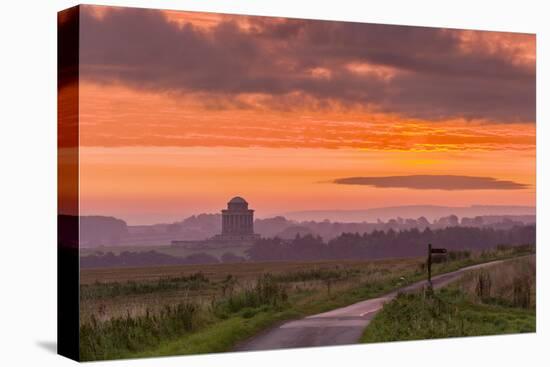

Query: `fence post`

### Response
(428, 243, 433, 291)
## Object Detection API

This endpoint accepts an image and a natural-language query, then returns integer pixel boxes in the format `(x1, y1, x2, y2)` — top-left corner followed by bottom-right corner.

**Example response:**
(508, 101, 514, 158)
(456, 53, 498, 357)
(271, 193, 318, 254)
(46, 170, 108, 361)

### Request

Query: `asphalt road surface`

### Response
(235, 259, 509, 352)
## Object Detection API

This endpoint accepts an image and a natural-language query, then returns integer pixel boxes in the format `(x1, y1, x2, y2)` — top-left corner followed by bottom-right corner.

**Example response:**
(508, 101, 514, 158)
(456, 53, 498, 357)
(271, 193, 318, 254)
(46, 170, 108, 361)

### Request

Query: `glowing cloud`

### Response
(333, 175, 529, 190)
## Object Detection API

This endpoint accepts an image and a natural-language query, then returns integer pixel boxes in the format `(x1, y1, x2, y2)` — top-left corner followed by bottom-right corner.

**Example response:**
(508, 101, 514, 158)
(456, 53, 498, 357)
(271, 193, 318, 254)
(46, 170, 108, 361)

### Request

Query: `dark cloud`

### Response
(333, 175, 529, 190)
(77, 6, 535, 122)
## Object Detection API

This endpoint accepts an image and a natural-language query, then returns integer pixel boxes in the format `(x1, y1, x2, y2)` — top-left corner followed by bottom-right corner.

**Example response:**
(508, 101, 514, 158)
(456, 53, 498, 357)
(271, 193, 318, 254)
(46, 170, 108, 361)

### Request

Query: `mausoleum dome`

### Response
(227, 196, 249, 211)
(229, 196, 247, 204)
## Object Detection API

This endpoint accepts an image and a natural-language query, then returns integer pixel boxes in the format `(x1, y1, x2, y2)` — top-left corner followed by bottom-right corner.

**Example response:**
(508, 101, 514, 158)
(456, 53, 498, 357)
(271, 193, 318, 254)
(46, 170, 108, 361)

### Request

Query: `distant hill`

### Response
(79, 215, 128, 247)
(72, 206, 536, 248)
(281, 205, 536, 222)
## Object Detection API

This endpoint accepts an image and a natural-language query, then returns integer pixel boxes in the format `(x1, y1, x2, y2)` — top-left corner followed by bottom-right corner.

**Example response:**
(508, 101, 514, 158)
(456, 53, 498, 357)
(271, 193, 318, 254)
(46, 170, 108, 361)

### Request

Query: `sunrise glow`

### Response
(62, 5, 537, 224)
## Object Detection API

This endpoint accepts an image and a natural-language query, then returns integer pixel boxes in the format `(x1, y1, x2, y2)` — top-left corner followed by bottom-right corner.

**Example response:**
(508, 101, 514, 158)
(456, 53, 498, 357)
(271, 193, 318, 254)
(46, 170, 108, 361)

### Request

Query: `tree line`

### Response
(80, 225, 535, 267)
(246, 225, 536, 262)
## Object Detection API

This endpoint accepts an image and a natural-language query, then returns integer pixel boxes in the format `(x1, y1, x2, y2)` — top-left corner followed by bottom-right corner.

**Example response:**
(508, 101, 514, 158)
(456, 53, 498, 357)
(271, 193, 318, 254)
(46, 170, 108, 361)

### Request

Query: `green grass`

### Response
(80, 274, 291, 361)
(80, 246, 535, 361)
(129, 310, 299, 358)
(80, 266, 412, 360)
(361, 288, 535, 343)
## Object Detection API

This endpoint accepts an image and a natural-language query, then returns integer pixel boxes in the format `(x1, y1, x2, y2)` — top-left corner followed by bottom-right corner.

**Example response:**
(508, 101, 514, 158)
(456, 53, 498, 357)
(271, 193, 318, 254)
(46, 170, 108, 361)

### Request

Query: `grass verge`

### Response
(360, 287, 535, 343)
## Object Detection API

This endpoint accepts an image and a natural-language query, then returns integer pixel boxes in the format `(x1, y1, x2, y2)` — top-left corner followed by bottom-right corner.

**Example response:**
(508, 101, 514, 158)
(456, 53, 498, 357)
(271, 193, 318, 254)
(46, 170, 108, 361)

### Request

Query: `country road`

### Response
(235, 258, 512, 352)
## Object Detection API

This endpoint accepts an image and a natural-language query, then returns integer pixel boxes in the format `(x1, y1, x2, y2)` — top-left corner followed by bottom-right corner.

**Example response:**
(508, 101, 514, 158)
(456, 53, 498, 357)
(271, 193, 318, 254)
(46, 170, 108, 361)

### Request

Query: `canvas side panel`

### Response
(57, 5, 80, 362)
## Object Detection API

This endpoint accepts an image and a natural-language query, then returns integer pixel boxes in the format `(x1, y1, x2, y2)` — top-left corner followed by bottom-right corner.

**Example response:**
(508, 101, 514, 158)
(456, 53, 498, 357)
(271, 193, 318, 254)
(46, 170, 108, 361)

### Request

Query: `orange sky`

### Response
(60, 6, 536, 224)
(76, 81, 535, 224)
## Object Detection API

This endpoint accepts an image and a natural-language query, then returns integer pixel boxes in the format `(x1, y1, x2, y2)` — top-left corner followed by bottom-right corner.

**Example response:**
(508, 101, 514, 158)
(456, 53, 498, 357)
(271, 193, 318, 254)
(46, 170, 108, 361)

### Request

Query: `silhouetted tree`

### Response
(246, 225, 535, 262)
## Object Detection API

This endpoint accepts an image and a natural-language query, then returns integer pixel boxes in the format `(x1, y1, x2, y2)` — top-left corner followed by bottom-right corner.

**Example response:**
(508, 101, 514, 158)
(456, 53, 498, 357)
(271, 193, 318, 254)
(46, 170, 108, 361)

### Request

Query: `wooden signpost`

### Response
(427, 243, 447, 289)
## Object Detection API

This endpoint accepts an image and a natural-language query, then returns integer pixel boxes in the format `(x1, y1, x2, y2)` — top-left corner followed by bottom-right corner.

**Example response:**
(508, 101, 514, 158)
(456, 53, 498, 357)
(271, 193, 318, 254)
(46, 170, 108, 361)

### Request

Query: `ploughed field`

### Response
(79, 243, 250, 259)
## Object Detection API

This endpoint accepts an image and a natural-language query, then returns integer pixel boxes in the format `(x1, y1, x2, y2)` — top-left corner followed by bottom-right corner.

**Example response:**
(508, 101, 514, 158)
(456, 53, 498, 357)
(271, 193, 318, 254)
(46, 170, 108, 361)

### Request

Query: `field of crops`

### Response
(79, 243, 250, 259)
(80, 257, 420, 323)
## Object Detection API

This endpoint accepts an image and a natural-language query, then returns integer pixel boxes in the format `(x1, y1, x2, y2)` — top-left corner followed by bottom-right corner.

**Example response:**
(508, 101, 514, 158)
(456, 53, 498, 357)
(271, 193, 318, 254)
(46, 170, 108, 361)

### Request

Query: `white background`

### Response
(0, 0, 547, 365)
